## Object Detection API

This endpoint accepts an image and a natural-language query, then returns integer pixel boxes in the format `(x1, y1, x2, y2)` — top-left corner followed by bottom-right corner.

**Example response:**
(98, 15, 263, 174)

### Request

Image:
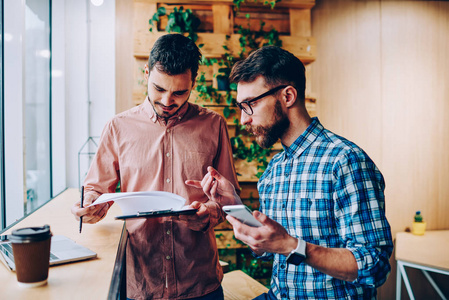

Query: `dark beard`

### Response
(246, 100, 289, 148)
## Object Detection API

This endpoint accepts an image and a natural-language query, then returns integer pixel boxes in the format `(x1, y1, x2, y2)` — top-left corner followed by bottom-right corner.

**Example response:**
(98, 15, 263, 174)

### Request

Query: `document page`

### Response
(87, 191, 188, 215)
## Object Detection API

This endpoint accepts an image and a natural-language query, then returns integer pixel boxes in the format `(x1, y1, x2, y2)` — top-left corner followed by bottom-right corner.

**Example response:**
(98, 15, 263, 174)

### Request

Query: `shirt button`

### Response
(166, 230, 170, 235)
(166, 255, 171, 260)
(167, 129, 170, 133)
(280, 264, 285, 269)
(282, 204, 286, 209)
(281, 294, 287, 298)
(166, 178, 171, 183)
(178, 116, 182, 120)
(166, 152, 170, 157)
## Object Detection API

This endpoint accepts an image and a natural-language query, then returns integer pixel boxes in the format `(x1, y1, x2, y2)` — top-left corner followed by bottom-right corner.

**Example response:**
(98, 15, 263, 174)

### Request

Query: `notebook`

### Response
(0, 235, 97, 271)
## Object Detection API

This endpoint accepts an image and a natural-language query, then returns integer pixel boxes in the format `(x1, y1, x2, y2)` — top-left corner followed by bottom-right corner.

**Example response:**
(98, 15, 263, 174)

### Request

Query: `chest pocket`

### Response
(300, 197, 337, 242)
(182, 151, 214, 180)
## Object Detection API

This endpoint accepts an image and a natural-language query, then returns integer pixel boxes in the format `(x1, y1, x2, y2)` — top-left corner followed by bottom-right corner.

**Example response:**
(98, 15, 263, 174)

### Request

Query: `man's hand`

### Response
(177, 201, 211, 231)
(185, 166, 242, 206)
(227, 211, 298, 256)
(71, 193, 112, 224)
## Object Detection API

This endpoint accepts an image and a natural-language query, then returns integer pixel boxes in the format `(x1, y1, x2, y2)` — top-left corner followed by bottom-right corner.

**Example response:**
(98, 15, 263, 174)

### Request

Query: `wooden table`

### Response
(395, 230, 449, 300)
(0, 188, 269, 300)
(223, 270, 269, 300)
(0, 188, 124, 299)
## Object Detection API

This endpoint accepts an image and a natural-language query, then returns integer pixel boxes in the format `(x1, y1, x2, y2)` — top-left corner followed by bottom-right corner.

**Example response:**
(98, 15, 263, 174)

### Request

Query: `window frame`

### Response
(1, 0, 66, 232)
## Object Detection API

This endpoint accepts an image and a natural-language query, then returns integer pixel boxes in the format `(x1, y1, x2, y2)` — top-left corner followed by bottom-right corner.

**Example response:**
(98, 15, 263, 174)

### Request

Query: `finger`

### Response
(226, 215, 240, 226)
(72, 205, 91, 218)
(210, 180, 218, 199)
(83, 193, 98, 206)
(83, 215, 101, 224)
(185, 180, 202, 189)
(94, 203, 109, 218)
(207, 166, 223, 182)
(202, 174, 215, 198)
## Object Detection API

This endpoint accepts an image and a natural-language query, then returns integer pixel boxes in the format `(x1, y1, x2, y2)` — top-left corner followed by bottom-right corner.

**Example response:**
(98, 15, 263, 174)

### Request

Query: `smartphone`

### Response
(222, 205, 262, 227)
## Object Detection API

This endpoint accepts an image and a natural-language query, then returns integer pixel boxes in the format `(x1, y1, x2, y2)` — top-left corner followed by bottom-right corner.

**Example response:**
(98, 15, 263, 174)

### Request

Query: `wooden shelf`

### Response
(135, 32, 316, 64)
(137, 0, 315, 9)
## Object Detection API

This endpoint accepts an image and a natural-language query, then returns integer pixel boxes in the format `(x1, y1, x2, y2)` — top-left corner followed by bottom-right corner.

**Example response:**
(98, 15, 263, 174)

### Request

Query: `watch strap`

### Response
(286, 239, 307, 265)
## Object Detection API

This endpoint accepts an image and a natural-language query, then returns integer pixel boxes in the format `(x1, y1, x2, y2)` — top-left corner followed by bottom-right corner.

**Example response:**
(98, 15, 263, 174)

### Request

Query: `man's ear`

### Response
(283, 86, 298, 108)
(144, 64, 150, 81)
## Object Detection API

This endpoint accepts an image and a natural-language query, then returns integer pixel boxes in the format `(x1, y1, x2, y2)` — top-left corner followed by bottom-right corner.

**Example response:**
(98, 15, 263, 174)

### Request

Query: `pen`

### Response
(79, 186, 84, 233)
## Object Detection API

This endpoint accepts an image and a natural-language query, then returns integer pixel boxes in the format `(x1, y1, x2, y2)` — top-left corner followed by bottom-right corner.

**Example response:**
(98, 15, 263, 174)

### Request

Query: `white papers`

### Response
(88, 191, 187, 215)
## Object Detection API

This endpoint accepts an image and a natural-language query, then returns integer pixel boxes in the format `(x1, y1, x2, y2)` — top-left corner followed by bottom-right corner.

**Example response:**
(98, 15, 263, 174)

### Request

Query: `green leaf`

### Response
(157, 7, 166, 16)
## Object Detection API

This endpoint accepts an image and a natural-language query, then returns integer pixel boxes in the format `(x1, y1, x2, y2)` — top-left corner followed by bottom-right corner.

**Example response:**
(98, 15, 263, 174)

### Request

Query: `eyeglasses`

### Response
(236, 85, 288, 116)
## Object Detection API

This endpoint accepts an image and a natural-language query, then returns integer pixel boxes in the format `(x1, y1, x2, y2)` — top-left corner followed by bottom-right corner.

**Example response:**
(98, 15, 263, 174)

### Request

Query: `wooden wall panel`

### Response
(312, 0, 449, 299)
(380, 0, 449, 235)
(312, 0, 382, 162)
(116, 0, 135, 113)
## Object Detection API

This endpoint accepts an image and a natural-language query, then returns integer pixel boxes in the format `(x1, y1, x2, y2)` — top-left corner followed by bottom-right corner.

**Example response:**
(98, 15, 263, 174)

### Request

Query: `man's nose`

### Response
(160, 93, 173, 106)
(240, 110, 251, 125)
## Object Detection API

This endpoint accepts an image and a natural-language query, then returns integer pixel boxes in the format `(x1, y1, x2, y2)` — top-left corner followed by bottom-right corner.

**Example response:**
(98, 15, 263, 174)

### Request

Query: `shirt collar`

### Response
(282, 117, 323, 158)
(142, 96, 190, 125)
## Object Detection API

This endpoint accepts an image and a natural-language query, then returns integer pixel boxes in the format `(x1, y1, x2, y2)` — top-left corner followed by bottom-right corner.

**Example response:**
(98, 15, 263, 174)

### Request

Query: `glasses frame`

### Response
(236, 85, 288, 116)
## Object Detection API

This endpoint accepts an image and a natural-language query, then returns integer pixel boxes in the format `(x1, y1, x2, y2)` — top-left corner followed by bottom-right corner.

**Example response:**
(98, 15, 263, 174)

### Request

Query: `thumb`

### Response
(253, 211, 270, 224)
(189, 201, 202, 209)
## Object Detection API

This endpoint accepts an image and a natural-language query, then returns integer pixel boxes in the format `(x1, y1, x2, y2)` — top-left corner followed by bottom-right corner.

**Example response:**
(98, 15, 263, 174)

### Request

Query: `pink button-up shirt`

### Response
(83, 98, 239, 299)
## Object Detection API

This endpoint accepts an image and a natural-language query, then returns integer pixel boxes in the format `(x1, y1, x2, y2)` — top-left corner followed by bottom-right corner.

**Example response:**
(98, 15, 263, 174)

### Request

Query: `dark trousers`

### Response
(127, 285, 224, 300)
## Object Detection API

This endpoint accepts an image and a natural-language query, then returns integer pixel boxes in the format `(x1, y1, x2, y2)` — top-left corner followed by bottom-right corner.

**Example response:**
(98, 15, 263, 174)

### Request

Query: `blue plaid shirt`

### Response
(257, 118, 393, 300)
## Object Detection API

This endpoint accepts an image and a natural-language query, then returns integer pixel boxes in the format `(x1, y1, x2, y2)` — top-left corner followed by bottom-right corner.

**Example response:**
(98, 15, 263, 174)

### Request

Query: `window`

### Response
(24, 0, 51, 213)
(1, 0, 5, 229)
(1, 0, 60, 231)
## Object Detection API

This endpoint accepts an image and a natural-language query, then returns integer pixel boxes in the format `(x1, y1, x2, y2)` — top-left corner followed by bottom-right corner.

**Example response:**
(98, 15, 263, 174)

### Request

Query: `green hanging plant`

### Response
(233, 0, 281, 10)
(236, 16, 283, 59)
(149, 6, 203, 47)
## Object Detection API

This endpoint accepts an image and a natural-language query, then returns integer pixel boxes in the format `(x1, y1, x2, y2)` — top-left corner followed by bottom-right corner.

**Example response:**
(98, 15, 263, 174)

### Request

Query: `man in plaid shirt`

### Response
(187, 46, 393, 299)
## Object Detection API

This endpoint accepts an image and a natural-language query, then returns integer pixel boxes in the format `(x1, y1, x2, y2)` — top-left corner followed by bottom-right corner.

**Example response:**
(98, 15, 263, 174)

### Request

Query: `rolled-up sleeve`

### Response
(333, 150, 393, 288)
(84, 120, 120, 199)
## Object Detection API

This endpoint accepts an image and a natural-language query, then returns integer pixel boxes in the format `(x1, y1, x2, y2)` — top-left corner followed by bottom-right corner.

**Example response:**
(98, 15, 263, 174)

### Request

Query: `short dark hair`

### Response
(229, 46, 306, 101)
(148, 34, 202, 81)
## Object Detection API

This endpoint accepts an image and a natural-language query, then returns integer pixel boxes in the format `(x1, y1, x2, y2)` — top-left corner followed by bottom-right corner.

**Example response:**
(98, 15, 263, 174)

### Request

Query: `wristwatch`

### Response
(286, 239, 307, 265)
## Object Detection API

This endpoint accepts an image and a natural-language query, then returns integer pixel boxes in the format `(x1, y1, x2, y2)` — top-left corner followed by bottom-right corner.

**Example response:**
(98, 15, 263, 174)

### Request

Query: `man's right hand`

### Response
(71, 192, 111, 224)
(185, 166, 242, 206)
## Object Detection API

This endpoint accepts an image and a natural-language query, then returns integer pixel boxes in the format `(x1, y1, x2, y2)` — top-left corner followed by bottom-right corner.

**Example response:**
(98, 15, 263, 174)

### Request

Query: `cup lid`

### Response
(10, 225, 52, 243)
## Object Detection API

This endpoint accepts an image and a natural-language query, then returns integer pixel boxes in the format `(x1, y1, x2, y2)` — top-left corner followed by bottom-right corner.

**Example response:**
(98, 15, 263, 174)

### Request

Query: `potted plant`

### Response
(412, 211, 426, 235)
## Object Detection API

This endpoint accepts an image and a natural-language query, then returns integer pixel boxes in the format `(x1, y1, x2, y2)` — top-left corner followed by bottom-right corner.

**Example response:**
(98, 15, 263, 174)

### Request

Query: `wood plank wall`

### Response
(312, 0, 449, 299)
(116, 0, 449, 298)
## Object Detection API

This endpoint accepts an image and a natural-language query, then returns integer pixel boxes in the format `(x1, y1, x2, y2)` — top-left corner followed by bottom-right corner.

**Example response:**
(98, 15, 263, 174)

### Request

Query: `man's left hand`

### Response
(177, 201, 211, 231)
(227, 211, 298, 256)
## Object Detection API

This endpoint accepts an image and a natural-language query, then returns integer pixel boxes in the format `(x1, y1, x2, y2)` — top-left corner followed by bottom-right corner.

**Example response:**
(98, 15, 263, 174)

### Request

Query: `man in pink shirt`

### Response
(71, 34, 240, 300)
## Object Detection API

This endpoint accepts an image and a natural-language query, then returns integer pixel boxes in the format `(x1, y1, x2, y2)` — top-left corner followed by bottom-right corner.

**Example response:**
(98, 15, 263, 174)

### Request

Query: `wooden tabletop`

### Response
(223, 270, 269, 300)
(0, 188, 270, 299)
(0, 188, 124, 299)
(395, 230, 449, 272)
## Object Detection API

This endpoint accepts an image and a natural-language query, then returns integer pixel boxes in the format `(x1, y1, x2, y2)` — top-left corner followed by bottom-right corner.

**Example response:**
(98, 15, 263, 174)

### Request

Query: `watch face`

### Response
(287, 253, 306, 266)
